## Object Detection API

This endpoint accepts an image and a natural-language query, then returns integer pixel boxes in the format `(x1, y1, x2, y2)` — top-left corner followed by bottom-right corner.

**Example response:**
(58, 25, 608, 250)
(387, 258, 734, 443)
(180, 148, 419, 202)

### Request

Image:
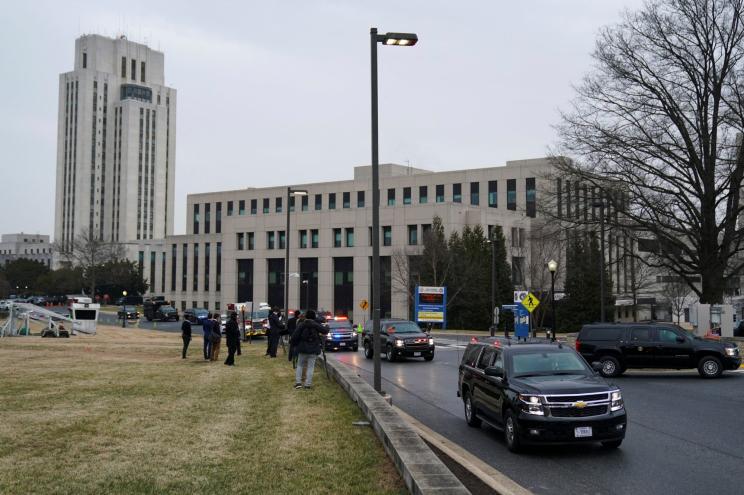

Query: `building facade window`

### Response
(315, 194, 322, 210)
(526, 177, 536, 217)
(238, 200, 245, 215)
(436, 184, 445, 203)
(250, 199, 257, 215)
(267, 259, 284, 308)
(204, 203, 211, 234)
(422, 223, 432, 239)
(301, 195, 309, 211)
(357, 191, 365, 207)
(248, 232, 255, 250)
(237, 259, 253, 302)
(204, 243, 210, 292)
(333, 257, 354, 318)
(171, 244, 177, 291)
(333, 228, 342, 248)
(263, 198, 270, 214)
(193, 204, 199, 234)
(383, 226, 392, 246)
(387, 188, 395, 206)
(507, 179, 517, 210)
(276, 197, 283, 213)
(343, 192, 351, 208)
(267, 232, 275, 249)
(289, 196, 295, 212)
(311, 229, 319, 248)
(512, 256, 525, 285)
(278, 231, 286, 250)
(182, 243, 187, 292)
(488, 180, 497, 208)
(470, 182, 479, 205)
(300, 230, 308, 248)
(408, 225, 418, 245)
(419, 186, 428, 203)
(216, 202, 222, 233)
(237, 233, 245, 250)
(329, 193, 336, 209)
(403, 187, 412, 205)
(216, 241, 222, 292)
(453, 183, 462, 203)
(193, 244, 199, 291)
(345, 228, 354, 247)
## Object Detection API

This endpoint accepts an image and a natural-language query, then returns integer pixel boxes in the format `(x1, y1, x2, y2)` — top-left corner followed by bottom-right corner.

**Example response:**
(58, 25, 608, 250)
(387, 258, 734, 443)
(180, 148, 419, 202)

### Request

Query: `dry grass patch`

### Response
(0, 326, 406, 495)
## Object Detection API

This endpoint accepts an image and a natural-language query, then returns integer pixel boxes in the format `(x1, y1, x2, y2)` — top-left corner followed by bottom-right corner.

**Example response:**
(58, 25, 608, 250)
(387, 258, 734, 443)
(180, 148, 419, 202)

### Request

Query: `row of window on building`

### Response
(192, 178, 538, 234)
(0, 248, 50, 254)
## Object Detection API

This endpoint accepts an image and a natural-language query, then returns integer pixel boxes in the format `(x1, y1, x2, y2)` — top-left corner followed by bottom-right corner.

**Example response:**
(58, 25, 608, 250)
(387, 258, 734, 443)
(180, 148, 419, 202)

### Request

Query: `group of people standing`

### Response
(180, 312, 241, 366)
(179, 306, 328, 387)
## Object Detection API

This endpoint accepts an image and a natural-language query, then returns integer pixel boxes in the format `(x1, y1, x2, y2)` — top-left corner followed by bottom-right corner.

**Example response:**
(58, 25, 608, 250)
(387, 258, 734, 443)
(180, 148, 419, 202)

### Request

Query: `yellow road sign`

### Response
(521, 292, 540, 313)
(359, 299, 369, 311)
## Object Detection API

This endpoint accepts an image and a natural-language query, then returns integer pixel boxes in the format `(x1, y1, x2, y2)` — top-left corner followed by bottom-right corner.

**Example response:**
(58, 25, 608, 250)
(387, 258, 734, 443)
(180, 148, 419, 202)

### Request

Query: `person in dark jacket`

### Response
(224, 313, 240, 366)
(290, 310, 328, 389)
(202, 313, 213, 360)
(181, 318, 192, 359)
(287, 310, 301, 363)
(266, 307, 284, 358)
(209, 314, 222, 361)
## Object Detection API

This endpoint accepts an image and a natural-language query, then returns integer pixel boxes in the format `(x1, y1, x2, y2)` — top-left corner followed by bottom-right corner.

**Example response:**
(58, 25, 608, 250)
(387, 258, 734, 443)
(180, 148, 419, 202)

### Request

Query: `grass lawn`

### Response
(0, 326, 405, 495)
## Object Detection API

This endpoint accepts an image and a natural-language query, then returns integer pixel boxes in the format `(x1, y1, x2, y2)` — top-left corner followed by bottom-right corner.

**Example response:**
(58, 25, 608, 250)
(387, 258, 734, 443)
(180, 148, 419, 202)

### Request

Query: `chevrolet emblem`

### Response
(574, 401, 587, 409)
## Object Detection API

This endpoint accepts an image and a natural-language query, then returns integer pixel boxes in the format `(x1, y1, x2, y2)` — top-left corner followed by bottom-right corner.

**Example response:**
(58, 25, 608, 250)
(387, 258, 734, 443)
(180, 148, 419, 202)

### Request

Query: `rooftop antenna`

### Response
(406, 159, 411, 175)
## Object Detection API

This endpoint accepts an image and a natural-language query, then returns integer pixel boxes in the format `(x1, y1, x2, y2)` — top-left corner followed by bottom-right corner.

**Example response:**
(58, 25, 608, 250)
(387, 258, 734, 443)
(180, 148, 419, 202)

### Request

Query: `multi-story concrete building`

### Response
(152, 158, 553, 323)
(0, 233, 53, 267)
(54, 34, 176, 258)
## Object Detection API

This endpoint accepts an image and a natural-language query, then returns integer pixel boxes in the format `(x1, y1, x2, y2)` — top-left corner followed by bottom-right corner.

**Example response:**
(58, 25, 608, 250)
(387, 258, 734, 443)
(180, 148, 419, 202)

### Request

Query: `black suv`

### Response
(458, 337, 627, 453)
(577, 323, 741, 378)
(325, 319, 358, 351)
(362, 319, 434, 362)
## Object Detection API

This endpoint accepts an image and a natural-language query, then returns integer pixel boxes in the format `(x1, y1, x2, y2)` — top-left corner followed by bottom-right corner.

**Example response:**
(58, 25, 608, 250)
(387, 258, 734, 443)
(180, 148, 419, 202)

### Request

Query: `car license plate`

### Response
(413, 352, 421, 357)
(574, 427, 592, 438)
(339, 342, 346, 346)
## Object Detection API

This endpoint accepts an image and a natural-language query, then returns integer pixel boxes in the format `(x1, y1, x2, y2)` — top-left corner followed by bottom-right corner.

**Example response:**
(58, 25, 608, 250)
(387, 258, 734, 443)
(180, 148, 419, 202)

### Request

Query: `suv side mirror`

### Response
(591, 362, 603, 372)
(485, 366, 504, 378)
(676, 335, 686, 343)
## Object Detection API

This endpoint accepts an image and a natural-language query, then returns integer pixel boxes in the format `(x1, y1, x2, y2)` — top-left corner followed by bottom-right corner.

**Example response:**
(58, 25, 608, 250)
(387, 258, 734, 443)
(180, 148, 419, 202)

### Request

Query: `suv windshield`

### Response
(511, 350, 591, 377)
(123, 306, 136, 312)
(383, 322, 422, 334)
(252, 310, 270, 319)
(161, 306, 175, 312)
(328, 321, 352, 330)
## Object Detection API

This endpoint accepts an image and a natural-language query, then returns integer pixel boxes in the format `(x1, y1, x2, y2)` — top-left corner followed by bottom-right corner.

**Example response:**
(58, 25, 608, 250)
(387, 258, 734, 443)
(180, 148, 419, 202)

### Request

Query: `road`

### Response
(326, 334, 744, 495)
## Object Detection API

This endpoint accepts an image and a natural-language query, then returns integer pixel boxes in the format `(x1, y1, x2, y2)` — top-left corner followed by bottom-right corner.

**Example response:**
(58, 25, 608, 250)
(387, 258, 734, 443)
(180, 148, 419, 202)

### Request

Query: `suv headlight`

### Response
(725, 347, 737, 357)
(395, 339, 405, 348)
(610, 390, 624, 412)
(428, 338, 434, 346)
(518, 394, 545, 416)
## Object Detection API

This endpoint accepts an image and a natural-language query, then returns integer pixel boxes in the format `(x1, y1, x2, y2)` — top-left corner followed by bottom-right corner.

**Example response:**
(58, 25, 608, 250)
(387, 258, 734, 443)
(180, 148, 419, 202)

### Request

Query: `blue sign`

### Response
(414, 286, 447, 329)
(500, 304, 530, 338)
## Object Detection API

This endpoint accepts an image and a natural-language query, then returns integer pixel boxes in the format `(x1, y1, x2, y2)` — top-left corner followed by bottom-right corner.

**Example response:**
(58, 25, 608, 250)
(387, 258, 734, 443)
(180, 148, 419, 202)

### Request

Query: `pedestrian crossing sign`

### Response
(521, 292, 540, 313)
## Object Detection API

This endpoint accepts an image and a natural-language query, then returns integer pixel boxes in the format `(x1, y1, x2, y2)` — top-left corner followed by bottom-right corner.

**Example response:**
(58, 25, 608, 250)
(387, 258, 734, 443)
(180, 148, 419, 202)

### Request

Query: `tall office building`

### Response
(54, 34, 176, 252)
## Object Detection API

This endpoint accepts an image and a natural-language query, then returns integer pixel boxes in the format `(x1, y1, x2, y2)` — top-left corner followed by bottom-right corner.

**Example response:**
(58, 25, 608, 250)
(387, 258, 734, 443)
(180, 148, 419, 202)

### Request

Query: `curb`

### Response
(394, 407, 533, 495)
(323, 357, 470, 495)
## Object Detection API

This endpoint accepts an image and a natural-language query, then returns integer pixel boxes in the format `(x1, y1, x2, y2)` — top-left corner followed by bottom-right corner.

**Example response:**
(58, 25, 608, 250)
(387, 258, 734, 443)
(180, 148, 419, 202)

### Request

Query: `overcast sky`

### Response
(0, 0, 644, 238)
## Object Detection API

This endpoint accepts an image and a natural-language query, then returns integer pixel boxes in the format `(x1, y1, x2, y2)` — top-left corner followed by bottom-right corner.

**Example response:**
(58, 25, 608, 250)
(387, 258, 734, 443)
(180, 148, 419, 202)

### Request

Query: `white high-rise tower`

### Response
(54, 34, 176, 251)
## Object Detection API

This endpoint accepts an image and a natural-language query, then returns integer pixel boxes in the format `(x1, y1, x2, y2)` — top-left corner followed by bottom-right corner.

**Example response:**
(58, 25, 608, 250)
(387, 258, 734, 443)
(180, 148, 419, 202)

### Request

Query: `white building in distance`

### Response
(0, 233, 53, 268)
(54, 34, 176, 257)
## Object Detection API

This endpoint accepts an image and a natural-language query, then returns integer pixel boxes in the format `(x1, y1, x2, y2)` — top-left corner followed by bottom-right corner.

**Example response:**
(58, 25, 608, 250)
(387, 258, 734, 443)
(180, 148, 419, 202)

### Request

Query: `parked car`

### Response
(324, 318, 358, 351)
(577, 322, 741, 378)
(184, 307, 210, 325)
(734, 321, 744, 337)
(362, 318, 434, 362)
(0, 300, 9, 312)
(458, 337, 627, 453)
(117, 305, 140, 320)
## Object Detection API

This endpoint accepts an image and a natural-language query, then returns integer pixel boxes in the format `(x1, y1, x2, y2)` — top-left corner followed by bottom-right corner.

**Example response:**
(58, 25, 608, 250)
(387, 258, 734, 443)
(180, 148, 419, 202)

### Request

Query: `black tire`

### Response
(504, 410, 522, 453)
(599, 355, 621, 378)
(424, 353, 434, 361)
(352, 345, 358, 352)
(463, 392, 482, 427)
(386, 344, 397, 362)
(698, 355, 723, 378)
(364, 341, 373, 359)
(601, 439, 623, 449)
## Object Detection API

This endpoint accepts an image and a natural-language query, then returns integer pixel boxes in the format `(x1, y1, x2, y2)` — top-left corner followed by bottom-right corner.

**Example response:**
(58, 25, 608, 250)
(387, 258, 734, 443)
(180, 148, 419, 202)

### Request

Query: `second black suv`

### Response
(577, 323, 741, 378)
(458, 337, 627, 452)
(362, 319, 434, 362)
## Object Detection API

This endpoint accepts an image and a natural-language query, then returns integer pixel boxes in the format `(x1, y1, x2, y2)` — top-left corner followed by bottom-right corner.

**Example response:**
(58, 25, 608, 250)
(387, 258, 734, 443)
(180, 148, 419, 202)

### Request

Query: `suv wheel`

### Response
(599, 355, 621, 377)
(601, 439, 623, 449)
(504, 410, 522, 453)
(698, 355, 723, 378)
(463, 392, 481, 427)
(386, 344, 397, 362)
(424, 353, 434, 362)
(363, 341, 373, 359)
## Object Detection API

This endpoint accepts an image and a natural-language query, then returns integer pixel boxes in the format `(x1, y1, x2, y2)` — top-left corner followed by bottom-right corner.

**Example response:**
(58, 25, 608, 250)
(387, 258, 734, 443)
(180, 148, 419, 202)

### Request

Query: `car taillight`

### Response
(575, 339, 581, 351)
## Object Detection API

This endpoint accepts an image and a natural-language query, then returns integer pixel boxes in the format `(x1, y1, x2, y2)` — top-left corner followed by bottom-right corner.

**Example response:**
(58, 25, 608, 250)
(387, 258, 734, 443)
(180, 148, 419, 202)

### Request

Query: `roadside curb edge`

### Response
(393, 406, 534, 495)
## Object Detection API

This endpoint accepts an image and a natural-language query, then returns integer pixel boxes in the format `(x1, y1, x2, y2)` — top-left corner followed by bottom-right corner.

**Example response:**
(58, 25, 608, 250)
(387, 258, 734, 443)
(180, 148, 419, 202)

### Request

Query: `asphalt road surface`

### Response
(327, 335, 744, 495)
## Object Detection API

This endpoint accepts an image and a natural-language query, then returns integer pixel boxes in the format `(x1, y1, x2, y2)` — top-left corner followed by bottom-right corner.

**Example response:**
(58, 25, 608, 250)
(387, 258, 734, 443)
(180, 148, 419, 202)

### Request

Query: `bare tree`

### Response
(664, 274, 692, 324)
(391, 248, 421, 319)
(626, 254, 659, 322)
(552, 0, 744, 304)
(54, 227, 125, 297)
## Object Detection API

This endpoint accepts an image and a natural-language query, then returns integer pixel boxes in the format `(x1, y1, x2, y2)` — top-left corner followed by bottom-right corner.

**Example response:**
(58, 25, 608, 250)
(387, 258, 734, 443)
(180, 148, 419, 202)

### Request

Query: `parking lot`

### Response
(327, 335, 744, 495)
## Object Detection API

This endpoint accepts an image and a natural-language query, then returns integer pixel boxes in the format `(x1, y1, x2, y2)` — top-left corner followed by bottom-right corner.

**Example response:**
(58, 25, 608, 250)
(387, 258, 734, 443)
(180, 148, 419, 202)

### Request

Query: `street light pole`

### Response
(591, 200, 606, 323)
(489, 238, 496, 336)
(121, 290, 127, 328)
(301, 279, 309, 311)
(284, 188, 307, 325)
(548, 260, 557, 341)
(370, 27, 418, 394)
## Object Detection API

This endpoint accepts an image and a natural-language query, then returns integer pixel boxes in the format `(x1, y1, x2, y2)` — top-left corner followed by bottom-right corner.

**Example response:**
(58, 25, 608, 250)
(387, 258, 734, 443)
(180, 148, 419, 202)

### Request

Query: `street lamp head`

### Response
(122, 290, 128, 296)
(381, 32, 418, 46)
(289, 188, 308, 196)
(548, 259, 558, 273)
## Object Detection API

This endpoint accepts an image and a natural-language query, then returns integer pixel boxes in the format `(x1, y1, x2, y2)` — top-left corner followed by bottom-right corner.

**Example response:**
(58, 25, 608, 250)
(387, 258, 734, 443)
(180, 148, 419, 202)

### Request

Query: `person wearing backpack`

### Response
(266, 306, 285, 358)
(209, 313, 222, 361)
(290, 310, 328, 389)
